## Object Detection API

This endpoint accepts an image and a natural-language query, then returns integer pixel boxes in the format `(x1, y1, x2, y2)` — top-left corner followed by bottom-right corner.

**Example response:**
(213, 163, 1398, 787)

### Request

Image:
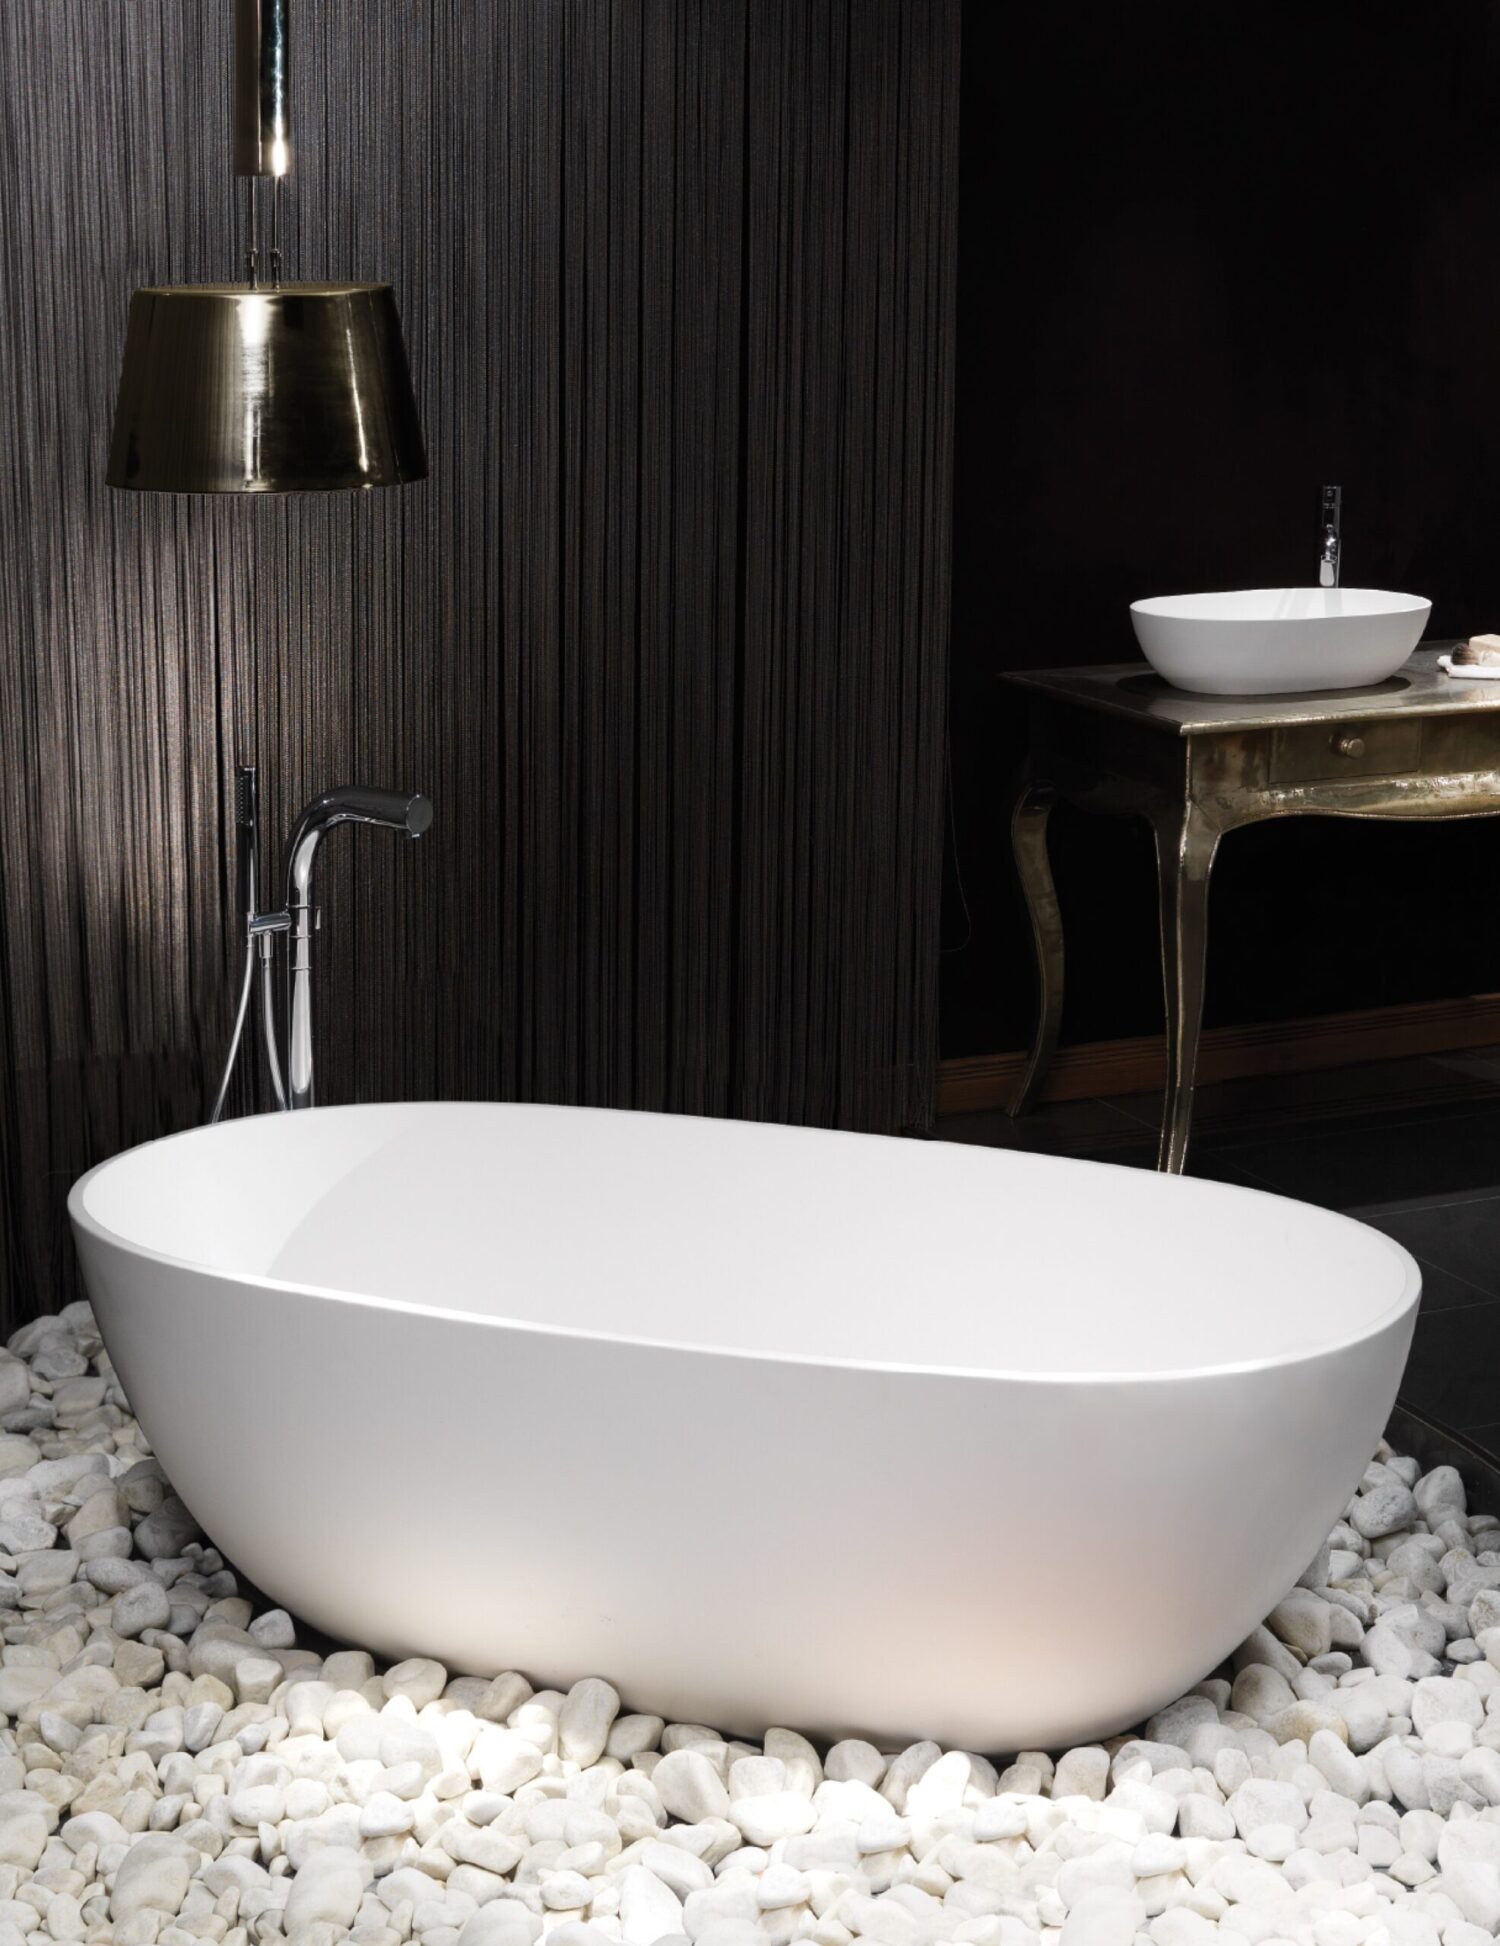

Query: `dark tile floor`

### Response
(933, 1049, 1500, 1453)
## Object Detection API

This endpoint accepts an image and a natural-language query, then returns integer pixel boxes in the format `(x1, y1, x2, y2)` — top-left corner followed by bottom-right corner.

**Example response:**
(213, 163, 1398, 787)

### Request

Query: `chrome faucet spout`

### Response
(283, 785, 434, 854)
(1319, 483, 1342, 590)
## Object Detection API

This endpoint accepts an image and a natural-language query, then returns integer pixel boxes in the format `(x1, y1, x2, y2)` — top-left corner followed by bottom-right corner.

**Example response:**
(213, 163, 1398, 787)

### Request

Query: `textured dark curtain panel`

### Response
(0, 0, 960, 1327)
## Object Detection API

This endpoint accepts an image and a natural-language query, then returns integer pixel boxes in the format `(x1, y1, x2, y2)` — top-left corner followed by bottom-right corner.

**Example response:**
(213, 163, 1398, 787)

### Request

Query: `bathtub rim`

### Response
(68, 1100, 1423, 1388)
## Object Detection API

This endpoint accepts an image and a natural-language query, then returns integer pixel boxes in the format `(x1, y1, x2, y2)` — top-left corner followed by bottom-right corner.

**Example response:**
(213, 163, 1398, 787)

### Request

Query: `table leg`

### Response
(1151, 799, 1220, 1174)
(1008, 779, 1063, 1117)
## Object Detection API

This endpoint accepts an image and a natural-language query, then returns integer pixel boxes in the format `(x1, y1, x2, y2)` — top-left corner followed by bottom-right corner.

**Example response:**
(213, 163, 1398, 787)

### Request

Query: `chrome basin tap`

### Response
(208, 766, 432, 1121)
(1319, 483, 1342, 589)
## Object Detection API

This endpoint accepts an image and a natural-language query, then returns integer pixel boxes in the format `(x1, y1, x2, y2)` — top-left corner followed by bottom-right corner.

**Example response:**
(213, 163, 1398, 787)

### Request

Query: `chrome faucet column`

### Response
(281, 786, 433, 1109)
(1319, 484, 1342, 589)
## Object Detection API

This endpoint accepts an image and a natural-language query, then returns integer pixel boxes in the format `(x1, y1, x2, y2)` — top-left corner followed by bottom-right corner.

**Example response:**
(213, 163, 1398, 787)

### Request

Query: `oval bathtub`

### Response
(69, 1102, 1419, 1752)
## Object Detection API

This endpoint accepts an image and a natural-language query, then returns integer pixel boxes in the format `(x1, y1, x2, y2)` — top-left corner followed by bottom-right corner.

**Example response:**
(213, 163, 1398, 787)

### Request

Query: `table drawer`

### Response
(1268, 718, 1423, 786)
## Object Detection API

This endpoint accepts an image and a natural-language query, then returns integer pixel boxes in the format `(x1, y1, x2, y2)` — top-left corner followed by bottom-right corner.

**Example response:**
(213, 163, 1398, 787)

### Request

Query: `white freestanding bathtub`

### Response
(70, 1102, 1419, 1752)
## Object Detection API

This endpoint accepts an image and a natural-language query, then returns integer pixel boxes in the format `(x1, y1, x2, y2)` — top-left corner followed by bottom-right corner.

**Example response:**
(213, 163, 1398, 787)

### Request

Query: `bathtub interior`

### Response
(73, 1101, 1418, 1378)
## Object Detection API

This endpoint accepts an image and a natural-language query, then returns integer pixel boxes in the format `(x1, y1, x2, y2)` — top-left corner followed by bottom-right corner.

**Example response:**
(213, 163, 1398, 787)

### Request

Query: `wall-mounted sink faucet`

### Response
(1319, 484, 1342, 589)
(209, 764, 431, 1122)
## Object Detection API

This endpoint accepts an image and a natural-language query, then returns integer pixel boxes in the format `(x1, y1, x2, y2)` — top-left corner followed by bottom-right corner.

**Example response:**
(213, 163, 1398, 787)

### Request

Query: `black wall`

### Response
(946, 0, 1500, 1059)
(0, 0, 960, 1329)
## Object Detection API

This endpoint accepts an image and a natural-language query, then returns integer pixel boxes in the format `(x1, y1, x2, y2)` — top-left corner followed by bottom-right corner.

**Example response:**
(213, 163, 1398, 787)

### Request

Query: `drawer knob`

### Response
(1332, 732, 1366, 759)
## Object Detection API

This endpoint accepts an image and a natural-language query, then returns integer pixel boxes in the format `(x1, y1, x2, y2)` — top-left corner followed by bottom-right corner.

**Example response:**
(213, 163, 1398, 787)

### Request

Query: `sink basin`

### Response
(1130, 588, 1431, 696)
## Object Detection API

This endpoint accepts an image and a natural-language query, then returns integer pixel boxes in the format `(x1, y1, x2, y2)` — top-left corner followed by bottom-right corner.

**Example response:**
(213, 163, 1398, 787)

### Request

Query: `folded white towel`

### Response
(1439, 654, 1500, 680)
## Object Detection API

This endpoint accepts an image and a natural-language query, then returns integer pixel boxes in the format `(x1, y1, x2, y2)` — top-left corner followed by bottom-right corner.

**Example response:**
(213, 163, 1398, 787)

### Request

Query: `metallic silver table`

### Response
(1004, 646, 1500, 1173)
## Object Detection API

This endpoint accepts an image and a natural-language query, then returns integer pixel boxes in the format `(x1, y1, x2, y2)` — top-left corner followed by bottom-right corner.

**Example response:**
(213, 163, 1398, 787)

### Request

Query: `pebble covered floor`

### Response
(6, 1309, 1500, 1946)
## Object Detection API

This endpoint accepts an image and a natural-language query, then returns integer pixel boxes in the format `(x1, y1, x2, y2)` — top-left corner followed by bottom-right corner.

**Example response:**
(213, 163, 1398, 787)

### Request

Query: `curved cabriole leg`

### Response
(1152, 800, 1221, 1174)
(1009, 780, 1064, 1117)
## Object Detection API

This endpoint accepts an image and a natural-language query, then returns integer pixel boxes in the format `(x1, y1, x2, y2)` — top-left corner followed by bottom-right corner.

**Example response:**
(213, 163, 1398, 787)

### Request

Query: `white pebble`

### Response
(541, 1869, 595, 1911)
(457, 1909, 542, 1946)
(383, 1656, 448, 1709)
(282, 1848, 374, 1930)
(654, 1749, 732, 1823)
(110, 1835, 194, 1922)
(618, 1866, 684, 1944)
(730, 1791, 818, 1846)
(825, 1740, 886, 1788)
(233, 1654, 282, 1704)
(559, 1676, 620, 1767)
(360, 1790, 417, 1836)
(474, 1726, 545, 1795)
(1353, 1481, 1420, 1539)
(1227, 1778, 1310, 1841)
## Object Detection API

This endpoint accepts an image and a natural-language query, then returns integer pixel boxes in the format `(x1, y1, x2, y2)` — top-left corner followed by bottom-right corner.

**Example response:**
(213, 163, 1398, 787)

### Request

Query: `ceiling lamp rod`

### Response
(235, 0, 289, 287)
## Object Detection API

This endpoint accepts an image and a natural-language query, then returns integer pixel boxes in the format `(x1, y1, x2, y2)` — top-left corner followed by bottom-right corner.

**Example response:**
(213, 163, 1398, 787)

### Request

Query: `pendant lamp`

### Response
(107, 0, 426, 494)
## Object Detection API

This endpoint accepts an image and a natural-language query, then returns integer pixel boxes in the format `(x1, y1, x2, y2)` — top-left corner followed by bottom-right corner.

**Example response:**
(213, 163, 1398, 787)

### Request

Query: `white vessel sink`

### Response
(1130, 588, 1430, 696)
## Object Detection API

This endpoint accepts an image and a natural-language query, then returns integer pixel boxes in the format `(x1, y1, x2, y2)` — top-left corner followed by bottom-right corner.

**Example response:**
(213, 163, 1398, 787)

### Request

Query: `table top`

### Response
(1001, 644, 1500, 736)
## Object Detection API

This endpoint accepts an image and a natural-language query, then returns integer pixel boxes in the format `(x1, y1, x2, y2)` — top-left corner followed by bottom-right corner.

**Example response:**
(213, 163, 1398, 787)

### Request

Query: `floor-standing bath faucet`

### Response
(208, 765, 432, 1121)
(281, 786, 433, 1109)
(1319, 484, 1342, 589)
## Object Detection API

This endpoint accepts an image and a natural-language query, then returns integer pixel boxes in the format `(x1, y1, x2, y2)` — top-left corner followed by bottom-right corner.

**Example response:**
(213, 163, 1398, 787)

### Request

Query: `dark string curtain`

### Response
(0, 0, 961, 1329)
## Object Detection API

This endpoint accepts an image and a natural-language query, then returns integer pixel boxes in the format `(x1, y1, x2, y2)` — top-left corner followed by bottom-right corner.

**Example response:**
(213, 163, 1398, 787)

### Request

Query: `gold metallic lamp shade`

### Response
(107, 282, 426, 493)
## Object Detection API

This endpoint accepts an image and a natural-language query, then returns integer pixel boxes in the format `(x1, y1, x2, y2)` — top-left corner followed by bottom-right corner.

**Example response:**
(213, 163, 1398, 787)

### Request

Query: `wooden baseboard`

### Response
(937, 993, 1500, 1119)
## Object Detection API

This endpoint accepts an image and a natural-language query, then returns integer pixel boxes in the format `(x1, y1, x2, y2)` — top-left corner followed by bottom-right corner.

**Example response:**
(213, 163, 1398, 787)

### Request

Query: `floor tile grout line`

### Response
(1112, 1089, 1500, 1144)
(1406, 1280, 1500, 1318)
(1202, 1158, 1288, 1196)
(1411, 1299, 1500, 1325)
(1342, 1232, 1500, 1303)
(1404, 1264, 1498, 1306)
(1344, 1187, 1500, 1221)
(1094, 1095, 1157, 1131)
(1214, 1113, 1500, 1167)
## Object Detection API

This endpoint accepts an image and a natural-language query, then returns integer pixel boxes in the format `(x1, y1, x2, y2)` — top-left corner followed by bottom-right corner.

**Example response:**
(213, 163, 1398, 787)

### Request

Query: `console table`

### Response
(1004, 645, 1500, 1173)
